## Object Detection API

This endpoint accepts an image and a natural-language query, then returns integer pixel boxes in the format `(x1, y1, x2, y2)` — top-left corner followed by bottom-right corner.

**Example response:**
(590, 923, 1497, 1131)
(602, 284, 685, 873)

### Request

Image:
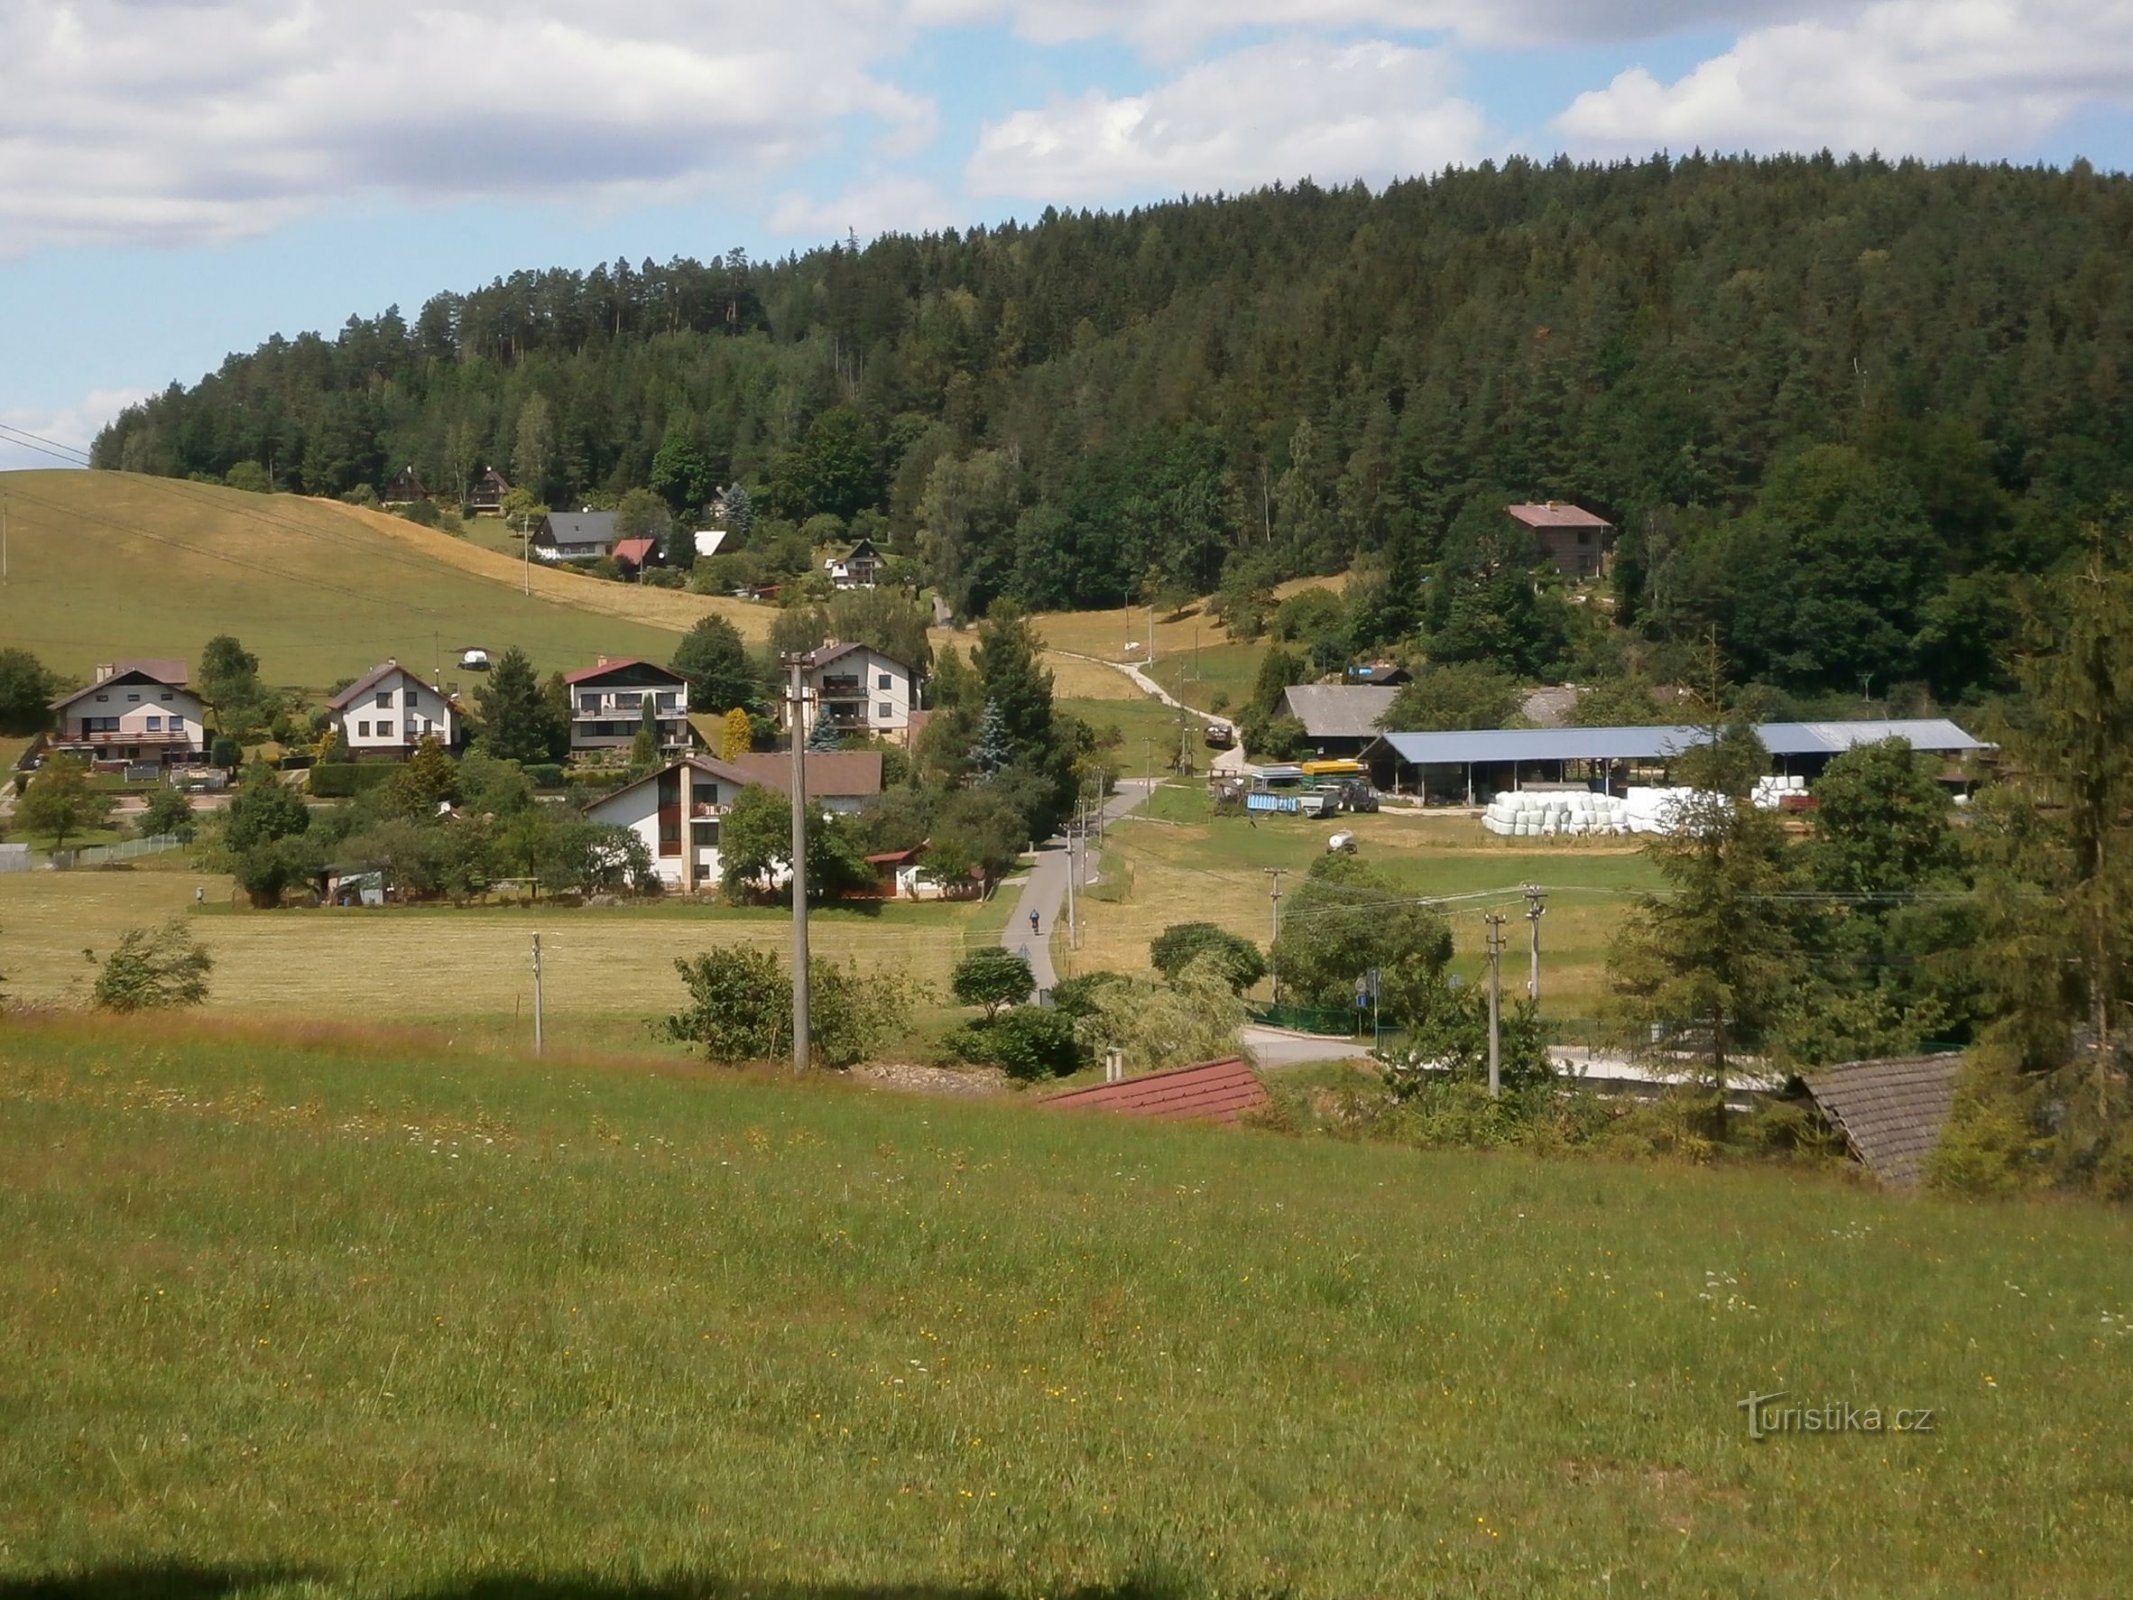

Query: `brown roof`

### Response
(581, 754, 759, 815)
(1040, 1056, 1267, 1126)
(1799, 1054, 1965, 1189)
(327, 660, 419, 710)
(804, 640, 913, 676)
(728, 750, 883, 801)
(49, 660, 192, 712)
(563, 657, 685, 686)
(1507, 501, 1612, 530)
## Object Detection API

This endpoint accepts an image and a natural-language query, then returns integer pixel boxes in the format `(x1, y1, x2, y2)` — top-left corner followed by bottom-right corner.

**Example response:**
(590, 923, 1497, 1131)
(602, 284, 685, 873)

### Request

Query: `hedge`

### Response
(308, 763, 399, 798)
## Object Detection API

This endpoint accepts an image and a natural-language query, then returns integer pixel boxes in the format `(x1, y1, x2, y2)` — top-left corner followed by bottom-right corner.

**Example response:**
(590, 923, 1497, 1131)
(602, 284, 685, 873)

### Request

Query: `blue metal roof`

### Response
(1370, 718, 1987, 766)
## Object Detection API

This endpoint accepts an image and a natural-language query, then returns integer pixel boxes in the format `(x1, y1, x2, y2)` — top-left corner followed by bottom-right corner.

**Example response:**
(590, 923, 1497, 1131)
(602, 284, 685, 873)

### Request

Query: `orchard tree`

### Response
(951, 947, 1034, 1020)
(16, 756, 114, 851)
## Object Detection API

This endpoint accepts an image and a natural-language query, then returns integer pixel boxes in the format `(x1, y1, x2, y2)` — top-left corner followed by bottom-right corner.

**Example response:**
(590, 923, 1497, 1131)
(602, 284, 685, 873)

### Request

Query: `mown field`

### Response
(0, 471, 769, 688)
(0, 862, 1000, 1055)
(3, 1017, 2128, 1598)
(1069, 783, 1661, 1025)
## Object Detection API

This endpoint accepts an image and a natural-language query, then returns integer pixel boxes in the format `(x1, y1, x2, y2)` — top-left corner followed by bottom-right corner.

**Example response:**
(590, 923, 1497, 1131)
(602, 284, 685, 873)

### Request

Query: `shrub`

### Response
(1150, 922, 1266, 993)
(665, 948, 915, 1068)
(397, 499, 442, 527)
(523, 763, 566, 790)
(90, 919, 213, 1011)
(950, 1007, 1082, 1081)
(307, 763, 396, 799)
(950, 947, 1035, 1019)
(136, 785, 199, 843)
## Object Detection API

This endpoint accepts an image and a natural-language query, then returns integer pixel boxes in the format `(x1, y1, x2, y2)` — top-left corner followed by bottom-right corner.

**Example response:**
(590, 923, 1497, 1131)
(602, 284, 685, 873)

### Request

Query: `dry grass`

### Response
(0, 868, 991, 1035)
(1041, 651, 1144, 699)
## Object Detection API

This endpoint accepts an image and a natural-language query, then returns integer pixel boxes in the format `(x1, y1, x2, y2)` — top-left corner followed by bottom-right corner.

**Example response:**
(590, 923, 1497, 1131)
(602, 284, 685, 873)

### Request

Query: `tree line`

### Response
(91, 155, 2133, 707)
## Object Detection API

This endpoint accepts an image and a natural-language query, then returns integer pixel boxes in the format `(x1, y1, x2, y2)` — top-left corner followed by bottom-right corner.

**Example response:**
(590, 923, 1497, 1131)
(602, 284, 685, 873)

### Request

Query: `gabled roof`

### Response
(538, 510, 618, 547)
(1507, 501, 1612, 530)
(49, 661, 193, 712)
(611, 537, 657, 567)
(563, 657, 686, 686)
(1799, 1054, 1965, 1188)
(327, 660, 425, 711)
(803, 641, 912, 676)
(728, 750, 883, 801)
(582, 754, 760, 815)
(1280, 684, 1399, 740)
(1040, 1057, 1268, 1125)
(847, 537, 881, 560)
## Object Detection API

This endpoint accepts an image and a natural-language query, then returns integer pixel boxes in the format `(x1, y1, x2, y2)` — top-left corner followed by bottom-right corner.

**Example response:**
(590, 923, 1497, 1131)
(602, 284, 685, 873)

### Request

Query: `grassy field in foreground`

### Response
(3, 1018, 2128, 1598)
(1068, 786, 1660, 1022)
(0, 865, 994, 1054)
(0, 471, 759, 687)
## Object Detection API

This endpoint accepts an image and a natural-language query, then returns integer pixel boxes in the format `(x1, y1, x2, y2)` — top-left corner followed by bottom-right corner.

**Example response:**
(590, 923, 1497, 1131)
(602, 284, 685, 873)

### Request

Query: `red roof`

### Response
(1040, 1056, 1267, 1126)
(1506, 501, 1612, 530)
(612, 537, 657, 567)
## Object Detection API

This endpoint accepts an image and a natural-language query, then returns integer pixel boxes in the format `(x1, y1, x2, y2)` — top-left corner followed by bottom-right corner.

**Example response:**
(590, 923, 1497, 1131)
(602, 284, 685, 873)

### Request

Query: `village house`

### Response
(47, 660, 206, 767)
(327, 660, 460, 759)
(532, 510, 619, 562)
(565, 658, 692, 758)
(1279, 684, 1400, 757)
(610, 536, 658, 576)
(466, 466, 512, 516)
(783, 642, 917, 745)
(383, 465, 430, 504)
(824, 537, 882, 590)
(582, 750, 884, 892)
(1507, 501, 1616, 580)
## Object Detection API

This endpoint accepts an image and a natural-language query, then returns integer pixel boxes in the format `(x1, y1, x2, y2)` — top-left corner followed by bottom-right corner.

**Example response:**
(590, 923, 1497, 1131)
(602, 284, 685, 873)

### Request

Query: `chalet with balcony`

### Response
(48, 660, 206, 767)
(825, 537, 882, 590)
(565, 657, 692, 758)
(327, 660, 461, 760)
(467, 466, 512, 515)
(384, 465, 431, 504)
(583, 750, 884, 892)
(1506, 501, 1615, 580)
(784, 642, 916, 746)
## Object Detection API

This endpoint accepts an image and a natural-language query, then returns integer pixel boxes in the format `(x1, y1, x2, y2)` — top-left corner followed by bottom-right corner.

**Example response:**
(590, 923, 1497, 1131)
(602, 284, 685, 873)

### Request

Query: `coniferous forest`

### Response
(93, 153, 2133, 707)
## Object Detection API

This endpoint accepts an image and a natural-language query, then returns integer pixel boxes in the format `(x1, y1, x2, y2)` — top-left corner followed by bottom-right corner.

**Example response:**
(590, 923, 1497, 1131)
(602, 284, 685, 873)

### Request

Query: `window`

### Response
(168, 716, 185, 733)
(877, 672, 891, 690)
(357, 721, 371, 737)
(378, 721, 395, 738)
(878, 701, 893, 721)
(375, 690, 392, 708)
(580, 694, 599, 713)
(127, 693, 140, 702)
(146, 716, 162, 731)
(160, 692, 174, 702)
(405, 691, 420, 711)
(94, 693, 108, 702)
(1576, 529, 1591, 545)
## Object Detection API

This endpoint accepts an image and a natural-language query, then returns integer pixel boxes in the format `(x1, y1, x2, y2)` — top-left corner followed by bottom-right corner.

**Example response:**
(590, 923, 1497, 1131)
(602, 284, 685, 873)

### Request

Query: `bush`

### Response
(950, 947, 1035, 1019)
(308, 763, 397, 798)
(90, 919, 213, 1011)
(1150, 922, 1266, 993)
(643, 566, 686, 589)
(950, 1007, 1082, 1081)
(665, 948, 916, 1068)
(523, 763, 566, 790)
(397, 499, 442, 528)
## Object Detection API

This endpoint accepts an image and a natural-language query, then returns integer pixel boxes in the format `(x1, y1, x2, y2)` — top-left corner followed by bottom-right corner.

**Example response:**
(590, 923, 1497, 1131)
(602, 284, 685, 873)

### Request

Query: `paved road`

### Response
(1000, 780, 1153, 991)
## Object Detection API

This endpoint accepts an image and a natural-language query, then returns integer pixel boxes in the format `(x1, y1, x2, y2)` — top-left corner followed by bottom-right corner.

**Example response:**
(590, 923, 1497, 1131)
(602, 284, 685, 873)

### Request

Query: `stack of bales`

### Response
(1481, 791, 1634, 838)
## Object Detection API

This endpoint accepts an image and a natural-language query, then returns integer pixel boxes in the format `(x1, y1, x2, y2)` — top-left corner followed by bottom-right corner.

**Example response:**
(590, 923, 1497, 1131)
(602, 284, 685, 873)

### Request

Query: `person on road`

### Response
(1029, 909, 1041, 936)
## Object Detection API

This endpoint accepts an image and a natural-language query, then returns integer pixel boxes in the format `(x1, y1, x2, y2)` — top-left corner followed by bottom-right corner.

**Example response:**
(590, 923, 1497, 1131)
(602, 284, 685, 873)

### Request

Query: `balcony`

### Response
(64, 730, 200, 748)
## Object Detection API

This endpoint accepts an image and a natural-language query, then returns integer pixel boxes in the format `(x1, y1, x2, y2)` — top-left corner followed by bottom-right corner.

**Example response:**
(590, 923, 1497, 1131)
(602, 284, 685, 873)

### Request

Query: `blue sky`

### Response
(4, 0, 2130, 470)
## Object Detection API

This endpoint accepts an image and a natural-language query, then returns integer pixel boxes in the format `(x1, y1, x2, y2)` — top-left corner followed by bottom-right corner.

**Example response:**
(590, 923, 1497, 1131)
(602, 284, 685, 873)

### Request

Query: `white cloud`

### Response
(1558, 1, 2133, 159)
(769, 176, 968, 240)
(907, 0, 1818, 56)
(0, 388, 150, 472)
(968, 36, 1486, 201)
(0, 1, 934, 254)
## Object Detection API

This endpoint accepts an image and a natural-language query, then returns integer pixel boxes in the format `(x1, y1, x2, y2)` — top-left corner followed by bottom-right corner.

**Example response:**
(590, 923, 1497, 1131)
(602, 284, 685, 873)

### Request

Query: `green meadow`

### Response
(2, 1017, 2128, 1598)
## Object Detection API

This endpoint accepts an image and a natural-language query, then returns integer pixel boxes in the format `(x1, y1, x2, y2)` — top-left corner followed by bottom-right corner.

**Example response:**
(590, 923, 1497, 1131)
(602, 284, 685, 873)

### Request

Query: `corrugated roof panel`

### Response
(1373, 719, 1988, 766)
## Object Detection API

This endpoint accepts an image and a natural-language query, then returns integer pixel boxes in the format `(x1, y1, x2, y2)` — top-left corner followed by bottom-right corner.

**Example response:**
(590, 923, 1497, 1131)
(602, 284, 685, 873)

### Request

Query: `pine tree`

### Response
(474, 648, 556, 764)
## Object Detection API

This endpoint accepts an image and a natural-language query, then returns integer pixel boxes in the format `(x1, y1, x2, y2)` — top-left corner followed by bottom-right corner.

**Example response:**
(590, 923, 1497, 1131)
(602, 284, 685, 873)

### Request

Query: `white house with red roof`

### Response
(48, 660, 206, 766)
(326, 661, 460, 759)
(565, 657, 691, 758)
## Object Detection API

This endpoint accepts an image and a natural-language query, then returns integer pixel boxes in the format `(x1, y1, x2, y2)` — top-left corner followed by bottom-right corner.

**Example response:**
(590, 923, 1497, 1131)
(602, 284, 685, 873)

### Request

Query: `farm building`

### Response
(327, 660, 461, 759)
(1507, 501, 1615, 580)
(584, 751, 883, 892)
(1278, 684, 1400, 756)
(1363, 719, 1989, 805)
(48, 660, 206, 767)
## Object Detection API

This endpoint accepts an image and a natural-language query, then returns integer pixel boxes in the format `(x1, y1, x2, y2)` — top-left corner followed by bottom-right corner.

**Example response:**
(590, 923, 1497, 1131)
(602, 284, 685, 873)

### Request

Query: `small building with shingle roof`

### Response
(1796, 1053, 1965, 1189)
(1040, 1056, 1268, 1126)
(1279, 684, 1399, 755)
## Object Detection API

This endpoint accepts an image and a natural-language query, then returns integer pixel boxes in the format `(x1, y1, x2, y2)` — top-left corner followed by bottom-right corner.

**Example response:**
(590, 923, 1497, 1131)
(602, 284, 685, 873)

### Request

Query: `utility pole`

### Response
(521, 510, 532, 596)
(1065, 811, 1078, 954)
(1484, 912, 1506, 1099)
(1523, 883, 1546, 1004)
(1143, 736, 1155, 796)
(531, 932, 545, 1055)
(785, 654, 811, 1073)
(2, 492, 9, 585)
(1264, 868, 1287, 1005)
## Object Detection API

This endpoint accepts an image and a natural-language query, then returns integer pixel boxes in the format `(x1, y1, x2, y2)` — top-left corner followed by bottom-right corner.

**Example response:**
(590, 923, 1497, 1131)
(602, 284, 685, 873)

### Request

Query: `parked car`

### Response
(458, 647, 491, 671)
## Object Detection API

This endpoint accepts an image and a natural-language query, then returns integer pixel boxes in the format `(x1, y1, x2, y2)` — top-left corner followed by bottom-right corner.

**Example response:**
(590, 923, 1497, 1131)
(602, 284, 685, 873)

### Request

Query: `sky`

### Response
(4, 0, 2132, 472)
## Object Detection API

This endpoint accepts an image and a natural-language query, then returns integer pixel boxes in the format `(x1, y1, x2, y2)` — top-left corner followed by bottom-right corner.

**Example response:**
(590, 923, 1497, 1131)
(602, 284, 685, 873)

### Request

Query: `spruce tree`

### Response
(474, 648, 555, 764)
(969, 699, 1013, 779)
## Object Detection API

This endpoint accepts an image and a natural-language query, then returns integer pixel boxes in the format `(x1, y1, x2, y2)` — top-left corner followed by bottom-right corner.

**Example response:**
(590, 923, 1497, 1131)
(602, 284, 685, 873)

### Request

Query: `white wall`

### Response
(339, 667, 456, 754)
(60, 683, 206, 751)
(803, 646, 915, 741)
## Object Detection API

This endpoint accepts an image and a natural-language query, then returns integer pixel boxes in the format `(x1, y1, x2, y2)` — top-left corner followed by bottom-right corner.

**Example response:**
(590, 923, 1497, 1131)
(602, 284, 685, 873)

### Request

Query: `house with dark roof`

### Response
(564, 658, 692, 758)
(786, 641, 918, 746)
(1795, 1054, 1965, 1189)
(48, 660, 205, 767)
(466, 466, 512, 516)
(384, 465, 431, 504)
(825, 537, 882, 590)
(583, 751, 884, 892)
(1278, 684, 1399, 755)
(1507, 501, 1615, 580)
(532, 510, 619, 562)
(327, 660, 460, 759)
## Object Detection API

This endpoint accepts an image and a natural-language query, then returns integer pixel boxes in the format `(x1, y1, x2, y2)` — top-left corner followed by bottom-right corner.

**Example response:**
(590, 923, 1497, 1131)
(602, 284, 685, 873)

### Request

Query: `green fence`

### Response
(1248, 1003, 1365, 1036)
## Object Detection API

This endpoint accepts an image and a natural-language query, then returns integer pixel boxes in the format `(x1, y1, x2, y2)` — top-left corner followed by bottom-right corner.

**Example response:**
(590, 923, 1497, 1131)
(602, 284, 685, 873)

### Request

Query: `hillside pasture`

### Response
(0, 471, 757, 688)
(2, 1017, 2128, 1597)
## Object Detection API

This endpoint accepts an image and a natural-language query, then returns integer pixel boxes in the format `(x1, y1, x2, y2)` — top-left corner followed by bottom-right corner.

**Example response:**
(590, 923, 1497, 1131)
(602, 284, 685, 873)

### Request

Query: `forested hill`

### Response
(95, 154, 2133, 703)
